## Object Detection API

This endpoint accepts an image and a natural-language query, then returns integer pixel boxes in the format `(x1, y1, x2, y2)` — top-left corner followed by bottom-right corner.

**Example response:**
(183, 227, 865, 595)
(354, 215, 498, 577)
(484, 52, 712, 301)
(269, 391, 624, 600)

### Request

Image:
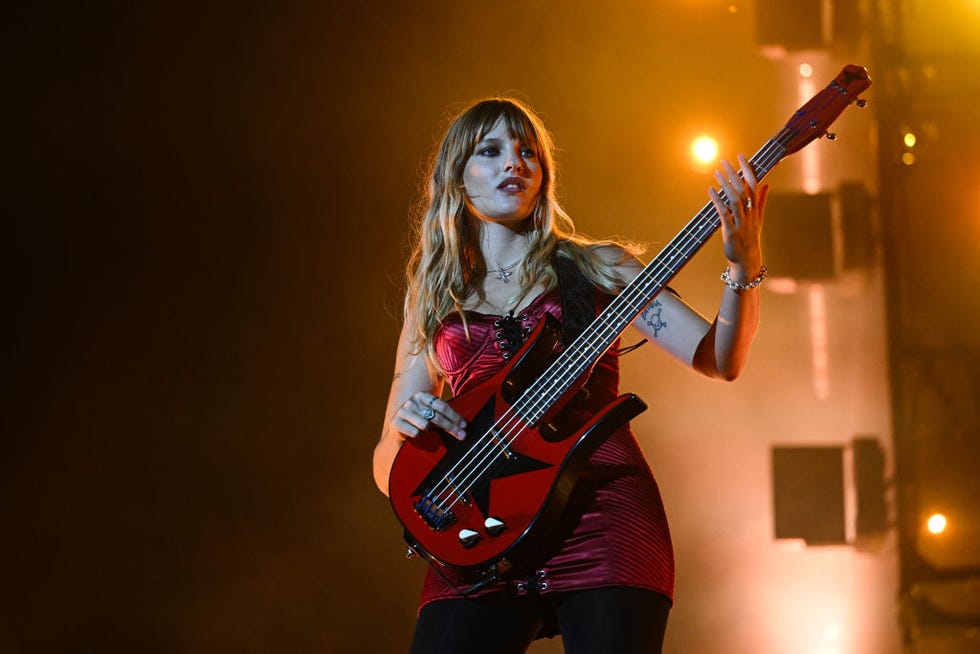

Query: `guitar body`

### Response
(388, 313, 647, 573)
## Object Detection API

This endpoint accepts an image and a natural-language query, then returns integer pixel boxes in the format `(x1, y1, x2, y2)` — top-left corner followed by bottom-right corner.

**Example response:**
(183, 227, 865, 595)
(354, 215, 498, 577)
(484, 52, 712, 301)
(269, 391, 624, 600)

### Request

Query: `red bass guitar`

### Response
(388, 65, 872, 585)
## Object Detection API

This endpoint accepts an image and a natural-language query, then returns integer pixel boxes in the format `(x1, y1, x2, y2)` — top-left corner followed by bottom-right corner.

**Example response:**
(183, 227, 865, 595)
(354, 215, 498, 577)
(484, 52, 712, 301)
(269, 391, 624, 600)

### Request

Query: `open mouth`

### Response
(497, 177, 526, 191)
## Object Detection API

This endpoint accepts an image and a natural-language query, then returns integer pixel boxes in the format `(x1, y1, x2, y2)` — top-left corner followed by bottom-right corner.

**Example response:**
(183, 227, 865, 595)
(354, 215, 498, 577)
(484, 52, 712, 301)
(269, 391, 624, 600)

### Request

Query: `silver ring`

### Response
(744, 197, 753, 210)
(420, 407, 436, 421)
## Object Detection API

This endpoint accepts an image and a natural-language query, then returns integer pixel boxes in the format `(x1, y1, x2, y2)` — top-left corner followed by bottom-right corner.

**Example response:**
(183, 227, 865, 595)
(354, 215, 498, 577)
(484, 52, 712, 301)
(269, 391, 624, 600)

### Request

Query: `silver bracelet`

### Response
(721, 265, 768, 292)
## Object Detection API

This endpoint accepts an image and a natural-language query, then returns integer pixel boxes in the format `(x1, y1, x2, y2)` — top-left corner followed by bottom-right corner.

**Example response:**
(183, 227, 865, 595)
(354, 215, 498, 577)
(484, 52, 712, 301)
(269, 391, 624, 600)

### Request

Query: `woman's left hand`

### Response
(708, 153, 769, 280)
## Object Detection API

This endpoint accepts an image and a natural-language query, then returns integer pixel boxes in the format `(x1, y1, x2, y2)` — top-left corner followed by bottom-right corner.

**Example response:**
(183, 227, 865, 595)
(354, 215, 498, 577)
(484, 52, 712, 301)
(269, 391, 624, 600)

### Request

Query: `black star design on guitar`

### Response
(412, 395, 552, 522)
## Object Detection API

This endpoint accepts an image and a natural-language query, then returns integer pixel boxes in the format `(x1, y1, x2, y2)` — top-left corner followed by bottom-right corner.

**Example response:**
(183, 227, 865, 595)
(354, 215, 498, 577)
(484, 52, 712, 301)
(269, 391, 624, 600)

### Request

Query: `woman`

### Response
(373, 98, 769, 653)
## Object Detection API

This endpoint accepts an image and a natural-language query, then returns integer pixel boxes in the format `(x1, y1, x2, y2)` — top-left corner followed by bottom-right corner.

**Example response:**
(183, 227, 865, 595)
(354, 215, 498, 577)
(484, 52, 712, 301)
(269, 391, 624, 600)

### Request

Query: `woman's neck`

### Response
(479, 220, 531, 270)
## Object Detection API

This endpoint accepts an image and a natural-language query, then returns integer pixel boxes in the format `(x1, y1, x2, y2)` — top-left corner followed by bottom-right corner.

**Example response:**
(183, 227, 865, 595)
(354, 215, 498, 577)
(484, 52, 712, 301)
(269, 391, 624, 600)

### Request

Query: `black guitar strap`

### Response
(555, 254, 650, 355)
(555, 255, 596, 347)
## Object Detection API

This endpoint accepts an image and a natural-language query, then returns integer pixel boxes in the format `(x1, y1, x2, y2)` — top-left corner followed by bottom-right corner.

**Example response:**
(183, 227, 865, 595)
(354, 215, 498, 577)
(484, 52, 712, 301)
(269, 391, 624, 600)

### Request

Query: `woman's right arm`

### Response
(373, 321, 467, 496)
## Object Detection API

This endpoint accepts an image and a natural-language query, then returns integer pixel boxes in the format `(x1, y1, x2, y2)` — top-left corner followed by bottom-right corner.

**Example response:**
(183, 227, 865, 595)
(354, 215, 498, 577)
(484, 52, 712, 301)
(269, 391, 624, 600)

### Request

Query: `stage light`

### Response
(903, 132, 917, 147)
(690, 135, 719, 166)
(799, 63, 813, 78)
(902, 152, 916, 166)
(926, 513, 947, 534)
(823, 620, 842, 643)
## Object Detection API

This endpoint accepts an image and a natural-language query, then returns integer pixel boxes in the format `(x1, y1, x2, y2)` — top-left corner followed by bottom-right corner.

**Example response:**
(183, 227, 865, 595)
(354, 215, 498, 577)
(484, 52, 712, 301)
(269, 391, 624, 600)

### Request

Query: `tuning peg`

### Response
(825, 132, 838, 141)
(856, 99, 868, 108)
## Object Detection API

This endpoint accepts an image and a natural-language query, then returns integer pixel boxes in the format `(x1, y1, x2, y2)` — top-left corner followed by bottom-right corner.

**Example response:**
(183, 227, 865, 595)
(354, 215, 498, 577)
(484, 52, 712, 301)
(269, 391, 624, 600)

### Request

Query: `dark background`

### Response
(6, 1, 979, 652)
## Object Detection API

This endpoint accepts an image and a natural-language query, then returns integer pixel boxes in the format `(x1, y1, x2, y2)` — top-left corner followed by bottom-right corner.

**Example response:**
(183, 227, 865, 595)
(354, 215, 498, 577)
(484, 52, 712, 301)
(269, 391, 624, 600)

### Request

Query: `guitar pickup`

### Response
(488, 428, 515, 459)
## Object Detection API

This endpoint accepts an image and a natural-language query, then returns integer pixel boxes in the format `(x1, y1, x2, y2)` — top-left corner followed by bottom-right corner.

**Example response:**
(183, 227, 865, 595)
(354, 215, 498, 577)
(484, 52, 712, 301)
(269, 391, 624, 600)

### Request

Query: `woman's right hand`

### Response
(391, 391, 467, 441)
(374, 321, 468, 495)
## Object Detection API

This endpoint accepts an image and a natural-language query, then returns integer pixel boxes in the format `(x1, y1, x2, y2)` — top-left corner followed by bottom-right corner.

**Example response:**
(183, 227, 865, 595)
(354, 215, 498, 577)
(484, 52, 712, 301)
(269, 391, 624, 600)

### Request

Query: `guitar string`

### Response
(425, 114, 814, 516)
(431, 132, 791, 515)
(427, 132, 791, 515)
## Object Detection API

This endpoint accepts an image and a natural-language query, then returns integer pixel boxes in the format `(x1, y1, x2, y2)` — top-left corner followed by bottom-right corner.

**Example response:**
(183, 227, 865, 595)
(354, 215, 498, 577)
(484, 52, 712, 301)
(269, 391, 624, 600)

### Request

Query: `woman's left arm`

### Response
(624, 154, 769, 380)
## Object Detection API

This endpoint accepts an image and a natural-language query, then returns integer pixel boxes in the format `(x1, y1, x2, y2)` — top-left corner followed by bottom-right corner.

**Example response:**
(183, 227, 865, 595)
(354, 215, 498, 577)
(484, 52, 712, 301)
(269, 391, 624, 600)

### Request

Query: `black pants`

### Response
(408, 586, 671, 654)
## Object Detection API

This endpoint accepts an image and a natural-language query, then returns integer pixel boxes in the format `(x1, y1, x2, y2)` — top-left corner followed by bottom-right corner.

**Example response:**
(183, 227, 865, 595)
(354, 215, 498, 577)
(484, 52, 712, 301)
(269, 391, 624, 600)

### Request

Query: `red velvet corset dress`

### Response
(419, 289, 674, 612)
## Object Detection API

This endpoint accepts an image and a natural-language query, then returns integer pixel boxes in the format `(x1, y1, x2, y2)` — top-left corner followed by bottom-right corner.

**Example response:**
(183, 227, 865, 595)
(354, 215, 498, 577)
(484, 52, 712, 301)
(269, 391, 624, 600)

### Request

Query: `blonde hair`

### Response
(404, 97, 639, 368)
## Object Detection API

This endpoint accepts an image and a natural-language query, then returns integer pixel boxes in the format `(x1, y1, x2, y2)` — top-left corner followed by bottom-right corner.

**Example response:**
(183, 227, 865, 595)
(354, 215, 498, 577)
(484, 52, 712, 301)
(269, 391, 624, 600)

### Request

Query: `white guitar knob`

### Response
(484, 517, 506, 536)
(458, 529, 480, 547)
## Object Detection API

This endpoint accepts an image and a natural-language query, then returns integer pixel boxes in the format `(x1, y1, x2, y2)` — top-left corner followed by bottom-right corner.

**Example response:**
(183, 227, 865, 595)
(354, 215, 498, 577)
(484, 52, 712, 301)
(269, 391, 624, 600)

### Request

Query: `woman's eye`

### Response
(521, 148, 536, 158)
(478, 147, 499, 156)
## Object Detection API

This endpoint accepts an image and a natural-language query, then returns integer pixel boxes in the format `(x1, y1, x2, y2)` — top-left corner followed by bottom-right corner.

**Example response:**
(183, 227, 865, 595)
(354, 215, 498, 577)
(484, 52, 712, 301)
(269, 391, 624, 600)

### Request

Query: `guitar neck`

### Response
(519, 134, 789, 425)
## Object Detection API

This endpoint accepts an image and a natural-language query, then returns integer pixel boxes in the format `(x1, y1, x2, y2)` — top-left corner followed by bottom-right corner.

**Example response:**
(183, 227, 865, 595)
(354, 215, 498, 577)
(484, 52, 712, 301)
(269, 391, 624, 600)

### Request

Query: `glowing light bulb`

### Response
(799, 63, 813, 78)
(927, 513, 947, 534)
(691, 136, 719, 165)
(902, 152, 915, 166)
(904, 132, 917, 147)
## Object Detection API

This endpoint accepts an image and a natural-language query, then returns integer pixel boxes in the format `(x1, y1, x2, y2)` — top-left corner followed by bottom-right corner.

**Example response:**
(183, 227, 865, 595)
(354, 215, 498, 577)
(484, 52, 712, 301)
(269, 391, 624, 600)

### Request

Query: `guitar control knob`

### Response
(458, 529, 481, 548)
(856, 99, 868, 108)
(826, 132, 838, 141)
(484, 517, 506, 536)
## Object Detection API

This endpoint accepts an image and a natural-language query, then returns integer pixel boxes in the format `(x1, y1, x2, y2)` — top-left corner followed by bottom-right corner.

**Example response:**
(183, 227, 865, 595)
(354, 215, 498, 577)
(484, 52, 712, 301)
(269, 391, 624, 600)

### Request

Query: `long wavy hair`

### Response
(404, 97, 638, 368)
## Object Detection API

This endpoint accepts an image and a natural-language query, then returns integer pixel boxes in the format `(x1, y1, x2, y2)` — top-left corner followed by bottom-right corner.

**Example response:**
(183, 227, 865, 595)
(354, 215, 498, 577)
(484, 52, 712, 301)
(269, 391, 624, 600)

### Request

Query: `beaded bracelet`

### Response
(721, 265, 768, 292)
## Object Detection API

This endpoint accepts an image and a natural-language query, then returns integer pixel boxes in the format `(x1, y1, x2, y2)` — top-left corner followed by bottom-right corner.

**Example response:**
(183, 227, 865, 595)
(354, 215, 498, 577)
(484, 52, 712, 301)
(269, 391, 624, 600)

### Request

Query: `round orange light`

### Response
(691, 136, 719, 165)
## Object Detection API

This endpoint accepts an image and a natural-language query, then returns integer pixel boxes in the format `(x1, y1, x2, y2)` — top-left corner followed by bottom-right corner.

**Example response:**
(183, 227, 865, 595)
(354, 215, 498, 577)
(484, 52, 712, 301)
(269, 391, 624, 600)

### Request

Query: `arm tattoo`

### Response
(393, 371, 404, 381)
(640, 300, 667, 338)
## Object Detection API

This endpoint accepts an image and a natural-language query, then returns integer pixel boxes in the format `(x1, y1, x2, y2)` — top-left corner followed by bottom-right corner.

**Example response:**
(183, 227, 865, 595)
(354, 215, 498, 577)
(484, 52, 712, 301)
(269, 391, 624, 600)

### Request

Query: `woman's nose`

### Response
(504, 152, 525, 172)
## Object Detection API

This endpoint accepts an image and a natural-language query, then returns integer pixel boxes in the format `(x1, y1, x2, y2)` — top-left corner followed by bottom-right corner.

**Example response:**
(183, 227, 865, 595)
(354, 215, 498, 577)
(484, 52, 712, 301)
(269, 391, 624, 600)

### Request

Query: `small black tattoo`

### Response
(393, 372, 404, 381)
(641, 300, 667, 337)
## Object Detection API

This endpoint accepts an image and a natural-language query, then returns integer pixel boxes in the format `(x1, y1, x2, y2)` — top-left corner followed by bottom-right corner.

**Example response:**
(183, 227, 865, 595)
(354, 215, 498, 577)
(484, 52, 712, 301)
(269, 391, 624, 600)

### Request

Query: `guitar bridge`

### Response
(414, 494, 457, 530)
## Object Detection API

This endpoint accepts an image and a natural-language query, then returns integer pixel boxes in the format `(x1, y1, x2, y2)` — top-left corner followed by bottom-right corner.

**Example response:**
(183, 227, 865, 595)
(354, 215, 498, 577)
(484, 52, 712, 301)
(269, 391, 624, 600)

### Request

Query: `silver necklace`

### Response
(486, 258, 522, 283)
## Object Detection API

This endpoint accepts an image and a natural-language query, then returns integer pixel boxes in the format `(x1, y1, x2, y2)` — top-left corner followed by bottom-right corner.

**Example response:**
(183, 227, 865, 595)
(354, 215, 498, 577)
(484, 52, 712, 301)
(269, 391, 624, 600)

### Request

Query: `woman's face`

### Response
(462, 118, 543, 225)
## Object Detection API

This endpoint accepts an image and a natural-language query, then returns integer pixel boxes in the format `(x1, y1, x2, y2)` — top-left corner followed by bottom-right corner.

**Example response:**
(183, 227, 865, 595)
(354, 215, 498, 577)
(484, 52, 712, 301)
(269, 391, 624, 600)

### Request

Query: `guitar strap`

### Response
(555, 255, 597, 347)
(555, 254, 650, 355)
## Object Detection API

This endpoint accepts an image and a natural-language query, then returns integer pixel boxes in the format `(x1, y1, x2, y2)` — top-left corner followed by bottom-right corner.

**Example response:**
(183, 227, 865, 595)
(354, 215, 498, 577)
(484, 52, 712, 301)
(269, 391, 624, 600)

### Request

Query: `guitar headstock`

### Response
(781, 65, 872, 155)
